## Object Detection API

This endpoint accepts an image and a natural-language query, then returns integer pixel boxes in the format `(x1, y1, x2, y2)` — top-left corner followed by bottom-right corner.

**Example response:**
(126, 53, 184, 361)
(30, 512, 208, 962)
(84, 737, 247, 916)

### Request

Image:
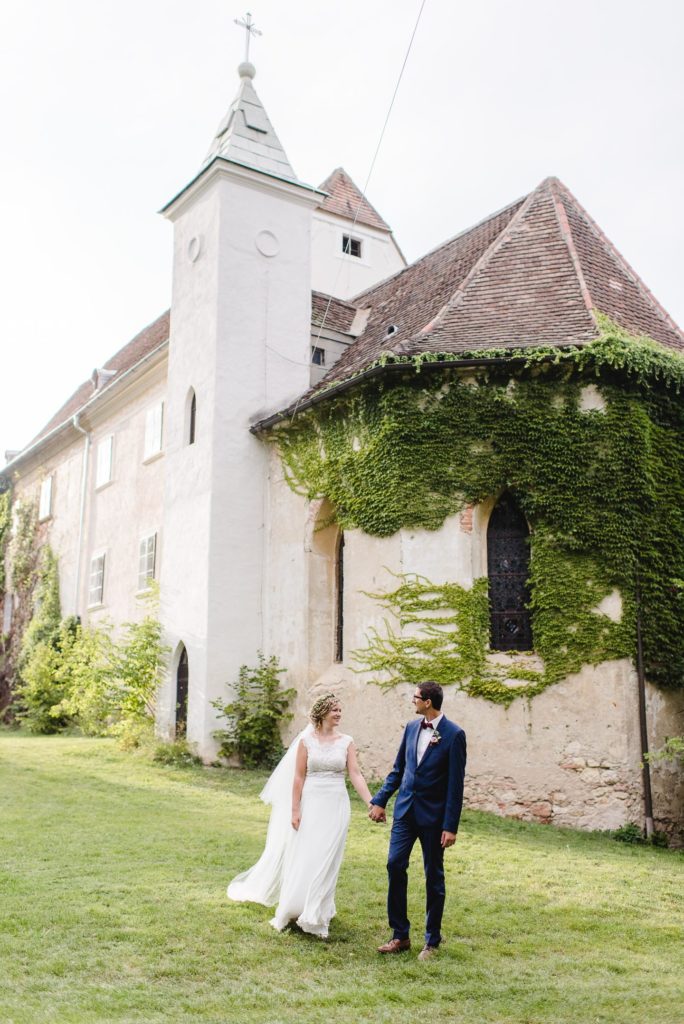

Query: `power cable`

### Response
(312, 0, 428, 350)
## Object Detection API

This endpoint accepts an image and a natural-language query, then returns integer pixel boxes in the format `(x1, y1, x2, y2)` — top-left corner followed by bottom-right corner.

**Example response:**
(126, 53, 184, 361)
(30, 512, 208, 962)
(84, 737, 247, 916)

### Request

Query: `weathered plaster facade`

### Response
(263, 451, 683, 836)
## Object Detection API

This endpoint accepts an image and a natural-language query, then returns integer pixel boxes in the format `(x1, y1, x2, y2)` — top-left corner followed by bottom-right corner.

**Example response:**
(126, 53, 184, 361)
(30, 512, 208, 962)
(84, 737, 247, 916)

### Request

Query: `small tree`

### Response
(53, 619, 115, 736)
(14, 547, 67, 732)
(212, 653, 296, 768)
(109, 588, 169, 728)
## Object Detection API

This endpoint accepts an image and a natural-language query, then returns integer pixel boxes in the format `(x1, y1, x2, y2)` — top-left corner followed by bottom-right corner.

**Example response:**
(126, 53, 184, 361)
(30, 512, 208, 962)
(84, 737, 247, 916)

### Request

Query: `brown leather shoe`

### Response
(417, 944, 438, 961)
(377, 937, 411, 954)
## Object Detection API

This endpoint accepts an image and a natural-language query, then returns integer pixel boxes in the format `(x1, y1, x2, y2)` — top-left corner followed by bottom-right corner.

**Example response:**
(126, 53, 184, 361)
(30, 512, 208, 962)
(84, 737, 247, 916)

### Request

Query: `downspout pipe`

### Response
(72, 414, 91, 618)
(635, 574, 655, 837)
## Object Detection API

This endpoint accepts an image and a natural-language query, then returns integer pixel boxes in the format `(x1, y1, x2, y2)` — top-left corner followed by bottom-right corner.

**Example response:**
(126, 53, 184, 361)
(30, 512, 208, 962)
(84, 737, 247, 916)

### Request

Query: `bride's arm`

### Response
(291, 741, 307, 830)
(346, 743, 373, 807)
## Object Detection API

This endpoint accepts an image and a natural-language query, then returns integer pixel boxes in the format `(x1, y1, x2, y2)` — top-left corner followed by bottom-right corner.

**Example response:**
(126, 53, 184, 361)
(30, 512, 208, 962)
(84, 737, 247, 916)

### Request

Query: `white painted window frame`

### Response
(38, 475, 53, 521)
(144, 402, 164, 461)
(95, 435, 114, 489)
(137, 532, 157, 592)
(88, 551, 106, 608)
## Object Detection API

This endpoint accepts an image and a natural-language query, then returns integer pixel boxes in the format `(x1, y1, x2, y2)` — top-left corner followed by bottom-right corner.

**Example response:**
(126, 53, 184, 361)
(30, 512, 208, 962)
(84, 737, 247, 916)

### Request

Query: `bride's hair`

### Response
(309, 693, 339, 728)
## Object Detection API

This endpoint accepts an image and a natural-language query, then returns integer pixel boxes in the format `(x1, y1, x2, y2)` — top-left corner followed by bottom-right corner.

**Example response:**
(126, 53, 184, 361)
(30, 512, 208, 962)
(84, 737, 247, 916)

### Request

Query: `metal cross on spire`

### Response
(234, 11, 262, 63)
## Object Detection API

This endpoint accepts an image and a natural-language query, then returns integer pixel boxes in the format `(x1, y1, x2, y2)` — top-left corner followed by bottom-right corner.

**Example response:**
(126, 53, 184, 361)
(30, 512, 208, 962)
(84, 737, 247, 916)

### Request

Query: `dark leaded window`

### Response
(176, 646, 189, 736)
(487, 493, 532, 651)
(335, 533, 345, 662)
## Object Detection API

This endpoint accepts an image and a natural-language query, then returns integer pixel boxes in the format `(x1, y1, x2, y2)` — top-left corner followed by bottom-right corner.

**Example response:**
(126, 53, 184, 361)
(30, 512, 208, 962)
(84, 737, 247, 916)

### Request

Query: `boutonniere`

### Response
(429, 729, 442, 746)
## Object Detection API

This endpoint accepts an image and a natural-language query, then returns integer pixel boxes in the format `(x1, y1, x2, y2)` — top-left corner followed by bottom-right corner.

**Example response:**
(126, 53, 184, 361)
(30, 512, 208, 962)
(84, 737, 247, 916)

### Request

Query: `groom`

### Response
(369, 681, 466, 961)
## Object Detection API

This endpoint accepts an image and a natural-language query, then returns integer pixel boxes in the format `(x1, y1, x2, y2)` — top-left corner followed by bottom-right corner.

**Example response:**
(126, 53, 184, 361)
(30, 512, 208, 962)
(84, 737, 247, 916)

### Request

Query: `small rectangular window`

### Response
(342, 234, 362, 258)
(88, 553, 106, 607)
(96, 435, 113, 488)
(39, 476, 53, 520)
(138, 533, 157, 591)
(144, 402, 164, 460)
(311, 346, 326, 366)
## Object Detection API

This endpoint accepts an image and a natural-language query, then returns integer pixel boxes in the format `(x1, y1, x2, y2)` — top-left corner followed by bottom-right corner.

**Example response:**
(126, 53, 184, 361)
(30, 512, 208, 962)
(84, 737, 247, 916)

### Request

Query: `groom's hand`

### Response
(441, 830, 457, 848)
(368, 804, 386, 823)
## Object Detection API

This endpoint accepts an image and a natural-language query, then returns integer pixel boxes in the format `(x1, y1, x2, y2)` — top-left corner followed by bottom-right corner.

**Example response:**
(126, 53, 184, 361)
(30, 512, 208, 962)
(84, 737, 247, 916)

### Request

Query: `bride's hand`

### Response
(291, 811, 301, 831)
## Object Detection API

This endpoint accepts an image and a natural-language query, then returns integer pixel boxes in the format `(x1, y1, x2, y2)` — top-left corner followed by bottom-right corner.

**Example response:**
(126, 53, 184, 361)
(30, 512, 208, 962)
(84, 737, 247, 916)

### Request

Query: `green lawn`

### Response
(1, 735, 682, 1024)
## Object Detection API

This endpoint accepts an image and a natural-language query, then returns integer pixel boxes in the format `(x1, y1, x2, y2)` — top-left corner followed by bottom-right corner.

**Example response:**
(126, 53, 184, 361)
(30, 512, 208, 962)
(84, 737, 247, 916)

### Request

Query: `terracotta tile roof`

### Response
(318, 167, 391, 232)
(311, 291, 359, 334)
(24, 310, 171, 451)
(311, 177, 683, 393)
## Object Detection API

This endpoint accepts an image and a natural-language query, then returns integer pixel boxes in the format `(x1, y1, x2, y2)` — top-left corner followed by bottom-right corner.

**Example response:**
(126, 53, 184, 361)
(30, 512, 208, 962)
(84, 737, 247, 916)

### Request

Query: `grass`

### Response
(1, 734, 682, 1024)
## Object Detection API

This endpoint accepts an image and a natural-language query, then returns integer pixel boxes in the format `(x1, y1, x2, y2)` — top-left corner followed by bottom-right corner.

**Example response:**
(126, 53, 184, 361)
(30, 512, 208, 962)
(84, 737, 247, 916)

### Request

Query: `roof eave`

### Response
(160, 156, 326, 219)
(1, 339, 169, 477)
(250, 350, 573, 434)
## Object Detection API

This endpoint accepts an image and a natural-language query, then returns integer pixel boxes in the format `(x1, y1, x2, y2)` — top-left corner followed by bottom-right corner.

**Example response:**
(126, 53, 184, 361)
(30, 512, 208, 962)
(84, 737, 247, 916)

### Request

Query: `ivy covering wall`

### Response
(272, 323, 684, 701)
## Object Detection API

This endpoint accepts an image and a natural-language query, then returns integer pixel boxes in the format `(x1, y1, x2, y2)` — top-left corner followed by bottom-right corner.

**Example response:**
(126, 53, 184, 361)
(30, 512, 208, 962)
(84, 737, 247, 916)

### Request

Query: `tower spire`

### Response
(200, 18, 299, 183)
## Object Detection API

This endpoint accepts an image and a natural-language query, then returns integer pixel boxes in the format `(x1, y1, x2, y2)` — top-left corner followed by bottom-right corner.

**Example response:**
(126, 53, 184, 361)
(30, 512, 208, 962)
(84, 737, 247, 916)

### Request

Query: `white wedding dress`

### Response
(227, 728, 352, 939)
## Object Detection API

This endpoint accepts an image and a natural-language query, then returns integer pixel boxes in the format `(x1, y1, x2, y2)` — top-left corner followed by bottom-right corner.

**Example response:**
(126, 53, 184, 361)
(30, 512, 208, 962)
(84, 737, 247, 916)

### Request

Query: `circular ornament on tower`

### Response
(187, 236, 202, 263)
(255, 230, 280, 258)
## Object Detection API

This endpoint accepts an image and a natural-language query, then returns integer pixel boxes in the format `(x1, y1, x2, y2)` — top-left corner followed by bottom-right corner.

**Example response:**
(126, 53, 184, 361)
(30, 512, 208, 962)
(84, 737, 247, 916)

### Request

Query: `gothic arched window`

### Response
(487, 493, 532, 651)
(176, 645, 189, 736)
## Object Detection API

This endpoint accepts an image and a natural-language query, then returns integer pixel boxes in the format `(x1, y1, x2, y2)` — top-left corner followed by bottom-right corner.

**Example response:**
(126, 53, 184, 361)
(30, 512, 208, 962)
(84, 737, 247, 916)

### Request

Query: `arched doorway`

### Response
(335, 533, 345, 663)
(176, 645, 189, 736)
(487, 493, 532, 651)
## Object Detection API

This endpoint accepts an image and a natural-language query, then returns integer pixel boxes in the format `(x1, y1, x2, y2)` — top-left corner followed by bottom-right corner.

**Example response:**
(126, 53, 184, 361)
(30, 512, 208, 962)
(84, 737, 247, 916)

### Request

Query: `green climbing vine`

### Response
(9, 500, 39, 594)
(352, 567, 631, 706)
(0, 490, 10, 596)
(271, 321, 684, 701)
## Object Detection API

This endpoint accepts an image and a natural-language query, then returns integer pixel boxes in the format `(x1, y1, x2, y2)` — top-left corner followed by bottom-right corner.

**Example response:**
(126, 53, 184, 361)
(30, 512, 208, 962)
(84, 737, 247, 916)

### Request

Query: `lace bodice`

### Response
(302, 732, 352, 777)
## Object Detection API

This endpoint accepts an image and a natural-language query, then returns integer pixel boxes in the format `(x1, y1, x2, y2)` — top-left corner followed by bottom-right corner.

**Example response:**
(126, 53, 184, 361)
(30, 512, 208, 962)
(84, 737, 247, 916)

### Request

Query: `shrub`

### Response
(212, 652, 296, 768)
(610, 821, 669, 848)
(153, 739, 202, 768)
(14, 640, 69, 733)
(110, 591, 168, 725)
(53, 620, 115, 736)
(647, 736, 684, 768)
(110, 718, 156, 752)
(611, 822, 644, 844)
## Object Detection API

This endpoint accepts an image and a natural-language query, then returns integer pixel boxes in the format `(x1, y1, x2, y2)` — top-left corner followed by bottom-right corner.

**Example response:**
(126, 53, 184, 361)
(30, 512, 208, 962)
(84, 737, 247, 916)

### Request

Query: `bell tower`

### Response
(158, 52, 323, 753)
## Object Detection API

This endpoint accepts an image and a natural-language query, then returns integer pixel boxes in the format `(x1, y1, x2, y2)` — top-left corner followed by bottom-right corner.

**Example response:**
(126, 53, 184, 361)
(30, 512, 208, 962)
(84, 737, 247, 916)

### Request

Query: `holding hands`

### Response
(368, 803, 386, 823)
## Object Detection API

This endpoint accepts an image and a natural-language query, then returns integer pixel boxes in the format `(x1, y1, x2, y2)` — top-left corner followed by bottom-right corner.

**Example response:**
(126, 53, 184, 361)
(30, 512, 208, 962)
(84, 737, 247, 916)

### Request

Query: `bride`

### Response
(227, 693, 373, 938)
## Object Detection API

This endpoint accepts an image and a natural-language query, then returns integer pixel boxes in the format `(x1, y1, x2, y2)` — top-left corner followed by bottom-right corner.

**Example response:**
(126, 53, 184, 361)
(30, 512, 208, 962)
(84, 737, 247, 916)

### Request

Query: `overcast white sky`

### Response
(2, 0, 682, 459)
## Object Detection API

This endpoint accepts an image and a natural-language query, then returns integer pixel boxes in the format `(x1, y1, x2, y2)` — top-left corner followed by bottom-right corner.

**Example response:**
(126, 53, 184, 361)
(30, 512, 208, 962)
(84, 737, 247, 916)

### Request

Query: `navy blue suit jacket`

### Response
(371, 716, 467, 834)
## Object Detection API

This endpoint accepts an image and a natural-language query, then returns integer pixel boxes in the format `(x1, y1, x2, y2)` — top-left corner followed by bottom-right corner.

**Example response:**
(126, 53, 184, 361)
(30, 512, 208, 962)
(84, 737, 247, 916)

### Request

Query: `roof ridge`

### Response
(350, 192, 529, 305)
(547, 179, 599, 331)
(415, 186, 540, 340)
(317, 166, 391, 232)
(552, 178, 684, 342)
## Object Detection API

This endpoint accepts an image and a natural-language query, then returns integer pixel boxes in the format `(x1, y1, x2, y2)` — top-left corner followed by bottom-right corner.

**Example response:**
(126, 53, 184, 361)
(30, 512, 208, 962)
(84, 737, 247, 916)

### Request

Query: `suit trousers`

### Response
(387, 806, 445, 947)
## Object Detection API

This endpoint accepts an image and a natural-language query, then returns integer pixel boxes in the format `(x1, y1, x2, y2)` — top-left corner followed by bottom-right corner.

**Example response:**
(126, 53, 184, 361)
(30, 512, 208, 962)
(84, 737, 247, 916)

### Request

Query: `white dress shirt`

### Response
(417, 712, 443, 764)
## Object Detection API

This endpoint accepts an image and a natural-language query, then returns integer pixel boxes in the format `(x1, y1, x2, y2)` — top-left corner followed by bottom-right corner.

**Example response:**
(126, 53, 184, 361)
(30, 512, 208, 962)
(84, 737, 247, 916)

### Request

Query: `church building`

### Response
(3, 58, 683, 837)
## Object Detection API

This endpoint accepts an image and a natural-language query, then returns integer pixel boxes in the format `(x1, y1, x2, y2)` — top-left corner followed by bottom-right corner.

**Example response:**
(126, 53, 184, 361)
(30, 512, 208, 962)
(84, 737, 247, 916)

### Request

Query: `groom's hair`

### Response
(418, 681, 443, 710)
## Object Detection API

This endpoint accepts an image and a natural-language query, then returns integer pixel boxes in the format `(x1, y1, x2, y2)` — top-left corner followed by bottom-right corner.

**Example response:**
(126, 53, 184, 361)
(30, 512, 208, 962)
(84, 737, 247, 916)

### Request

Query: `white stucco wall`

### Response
(311, 210, 405, 300)
(7, 358, 167, 631)
(159, 163, 320, 751)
